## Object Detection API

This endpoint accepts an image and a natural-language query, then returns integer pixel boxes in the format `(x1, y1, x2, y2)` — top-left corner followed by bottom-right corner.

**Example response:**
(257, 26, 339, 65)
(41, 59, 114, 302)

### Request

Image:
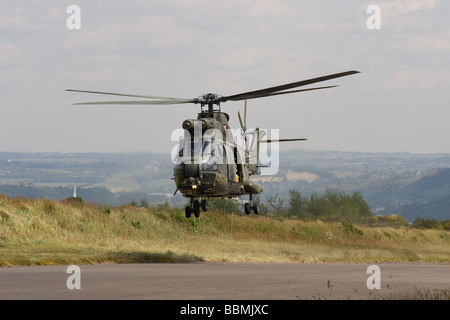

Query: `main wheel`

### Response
(185, 206, 192, 218)
(193, 200, 200, 218)
(201, 199, 208, 212)
(244, 203, 251, 215)
(252, 202, 259, 214)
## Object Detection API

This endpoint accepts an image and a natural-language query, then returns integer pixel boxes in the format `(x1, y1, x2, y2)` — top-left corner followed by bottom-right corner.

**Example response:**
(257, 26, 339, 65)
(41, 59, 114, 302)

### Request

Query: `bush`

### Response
(365, 214, 409, 227)
(205, 198, 242, 214)
(286, 189, 374, 222)
(341, 221, 364, 237)
(412, 218, 450, 230)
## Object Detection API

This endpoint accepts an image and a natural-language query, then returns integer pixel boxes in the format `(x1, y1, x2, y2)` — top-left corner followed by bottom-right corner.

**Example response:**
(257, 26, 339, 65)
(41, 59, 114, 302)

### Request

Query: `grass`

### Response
(1, 195, 450, 266)
(372, 288, 450, 300)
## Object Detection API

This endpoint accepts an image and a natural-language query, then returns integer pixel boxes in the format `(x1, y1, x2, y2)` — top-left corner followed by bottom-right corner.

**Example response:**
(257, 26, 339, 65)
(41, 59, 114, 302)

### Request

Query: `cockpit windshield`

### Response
(174, 138, 224, 169)
(202, 140, 214, 155)
(201, 139, 224, 166)
(177, 138, 201, 157)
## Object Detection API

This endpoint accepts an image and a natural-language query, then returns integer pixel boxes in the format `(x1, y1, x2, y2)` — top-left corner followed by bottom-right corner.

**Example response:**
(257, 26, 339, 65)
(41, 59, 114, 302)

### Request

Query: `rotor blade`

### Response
(242, 85, 338, 101)
(66, 89, 192, 101)
(222, 70, 360, 102)
(244, 100, 247, 128)
(73, 99, 197, 106)
(238, 110, 244, 130)
(261, 138, 307, 143)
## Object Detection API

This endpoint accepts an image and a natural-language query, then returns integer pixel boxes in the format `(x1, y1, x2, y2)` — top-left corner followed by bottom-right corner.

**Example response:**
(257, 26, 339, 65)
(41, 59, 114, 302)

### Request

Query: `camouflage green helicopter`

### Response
(67, 70, 359, 218)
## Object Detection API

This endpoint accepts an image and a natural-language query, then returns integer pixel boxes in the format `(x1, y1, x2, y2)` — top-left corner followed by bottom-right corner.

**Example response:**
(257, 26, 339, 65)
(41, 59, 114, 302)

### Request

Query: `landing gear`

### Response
(244, 194, 259, 215)
(185, 198, 208, 218)
(201, 199, 208, 212)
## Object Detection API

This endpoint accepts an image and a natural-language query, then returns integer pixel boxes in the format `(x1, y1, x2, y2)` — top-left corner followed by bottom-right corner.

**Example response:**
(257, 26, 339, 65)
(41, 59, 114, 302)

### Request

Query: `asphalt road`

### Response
(0, 262, 449, 300)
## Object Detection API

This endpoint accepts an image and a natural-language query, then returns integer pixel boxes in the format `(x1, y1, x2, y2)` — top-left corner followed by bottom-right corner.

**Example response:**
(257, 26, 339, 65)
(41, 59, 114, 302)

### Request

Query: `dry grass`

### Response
(1, 195, 449, 266)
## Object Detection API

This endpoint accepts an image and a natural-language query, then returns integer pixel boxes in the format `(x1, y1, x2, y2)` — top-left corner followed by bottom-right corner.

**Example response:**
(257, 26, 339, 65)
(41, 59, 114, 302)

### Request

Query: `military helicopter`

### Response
(67, 70, 359, 218)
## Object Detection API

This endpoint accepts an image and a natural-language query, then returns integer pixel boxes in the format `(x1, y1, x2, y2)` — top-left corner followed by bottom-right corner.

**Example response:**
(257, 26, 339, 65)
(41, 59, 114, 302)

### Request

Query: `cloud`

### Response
(400, 34, 450, 54)
(63, 15, 197, 54)
(0, 43, 20, 64)
(0, 9, 28, 30)
(377, 0, 441, 29)
(249, 0, 296, 18)
(383, 66, 449, 92)
(382, 0, 439, 14)
(210, 47, 263, 69)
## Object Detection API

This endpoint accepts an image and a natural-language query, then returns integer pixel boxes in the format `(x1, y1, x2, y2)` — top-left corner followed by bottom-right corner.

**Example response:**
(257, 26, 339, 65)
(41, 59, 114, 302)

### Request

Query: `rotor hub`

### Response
(197, 93, 223, 106)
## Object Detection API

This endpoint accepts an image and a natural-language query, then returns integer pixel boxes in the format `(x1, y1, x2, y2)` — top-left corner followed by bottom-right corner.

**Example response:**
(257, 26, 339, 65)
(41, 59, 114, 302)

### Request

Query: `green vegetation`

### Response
(412, 218, 450, 230)
(1, 193, 450, 267)
(2, 151, 450, 221)
(263, 190, 373, 222)
(380, 288, 450, 300)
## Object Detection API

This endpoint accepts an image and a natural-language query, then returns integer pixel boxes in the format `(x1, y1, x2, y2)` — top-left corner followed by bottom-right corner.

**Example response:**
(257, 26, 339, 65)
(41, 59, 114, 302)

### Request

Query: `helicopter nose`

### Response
(184, 163, 200, 178)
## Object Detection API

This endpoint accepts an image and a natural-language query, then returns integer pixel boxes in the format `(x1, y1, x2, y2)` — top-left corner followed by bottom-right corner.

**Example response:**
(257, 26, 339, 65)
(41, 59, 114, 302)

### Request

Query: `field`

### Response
(1, 195, 450, 267)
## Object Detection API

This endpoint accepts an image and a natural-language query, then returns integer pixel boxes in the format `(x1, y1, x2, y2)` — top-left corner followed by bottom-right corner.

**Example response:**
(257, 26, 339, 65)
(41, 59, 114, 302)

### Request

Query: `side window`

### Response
(225, 144, 236, 182)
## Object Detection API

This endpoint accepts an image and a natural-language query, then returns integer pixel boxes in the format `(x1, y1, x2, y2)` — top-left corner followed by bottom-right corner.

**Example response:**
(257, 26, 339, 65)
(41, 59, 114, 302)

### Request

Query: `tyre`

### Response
(244, 203, 251, 215)
(185, 206, 191, 218)
(193, 200, 200, 218)
(201, 199, 208, 212)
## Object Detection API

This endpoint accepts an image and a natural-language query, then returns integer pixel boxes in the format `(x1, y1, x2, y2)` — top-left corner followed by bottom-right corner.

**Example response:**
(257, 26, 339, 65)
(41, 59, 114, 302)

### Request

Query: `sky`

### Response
(1, 0, 449, 154)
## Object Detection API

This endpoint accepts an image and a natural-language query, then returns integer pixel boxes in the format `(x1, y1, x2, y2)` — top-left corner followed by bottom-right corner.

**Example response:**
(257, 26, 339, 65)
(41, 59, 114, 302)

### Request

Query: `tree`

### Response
(266, 194, 286, 215)
(287, 189, 373, 221)
(288, 190, 307, 218)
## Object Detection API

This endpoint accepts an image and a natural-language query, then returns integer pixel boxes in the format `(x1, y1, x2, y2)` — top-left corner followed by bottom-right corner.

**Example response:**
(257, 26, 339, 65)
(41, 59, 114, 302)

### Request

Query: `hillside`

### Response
(1, 196, 449, 267)
(360, 169, 450, 220)
(1, 151, 450, 221)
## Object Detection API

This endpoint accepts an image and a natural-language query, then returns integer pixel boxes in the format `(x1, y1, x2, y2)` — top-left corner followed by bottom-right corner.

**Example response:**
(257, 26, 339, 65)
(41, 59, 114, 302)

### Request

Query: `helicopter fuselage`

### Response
(173, 111, 263, 201)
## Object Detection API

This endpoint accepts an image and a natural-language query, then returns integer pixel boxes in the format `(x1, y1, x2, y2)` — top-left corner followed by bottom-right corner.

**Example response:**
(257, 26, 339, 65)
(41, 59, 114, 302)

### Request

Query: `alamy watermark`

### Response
(66, 265, 81, 290)
(170, 127, 280, 176)
(366, 265, 381, 289)
(66, 5, 81, 30)
(366, 5, 381, 30)
(66, 4, 380, 31)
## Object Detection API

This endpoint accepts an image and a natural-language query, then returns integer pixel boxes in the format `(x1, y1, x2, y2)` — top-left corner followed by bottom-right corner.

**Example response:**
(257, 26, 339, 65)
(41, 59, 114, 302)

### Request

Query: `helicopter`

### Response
(67, 70, 359, 218)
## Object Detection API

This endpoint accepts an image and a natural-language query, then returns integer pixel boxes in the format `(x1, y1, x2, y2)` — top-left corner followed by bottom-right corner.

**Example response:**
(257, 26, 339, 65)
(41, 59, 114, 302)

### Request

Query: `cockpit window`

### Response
(174, 138, 225, 167)
(179, 138, 202, 157)
(202, 141, 215, 156)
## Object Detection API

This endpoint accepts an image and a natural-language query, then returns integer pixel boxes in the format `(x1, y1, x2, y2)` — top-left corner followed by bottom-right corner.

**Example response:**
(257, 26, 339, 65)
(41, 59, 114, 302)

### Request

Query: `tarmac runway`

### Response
(1, 262, 449, 300)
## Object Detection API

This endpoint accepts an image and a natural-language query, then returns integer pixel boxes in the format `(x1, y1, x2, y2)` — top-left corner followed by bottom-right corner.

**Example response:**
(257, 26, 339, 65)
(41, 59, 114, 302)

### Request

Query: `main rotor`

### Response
(66, 70, 360, 117)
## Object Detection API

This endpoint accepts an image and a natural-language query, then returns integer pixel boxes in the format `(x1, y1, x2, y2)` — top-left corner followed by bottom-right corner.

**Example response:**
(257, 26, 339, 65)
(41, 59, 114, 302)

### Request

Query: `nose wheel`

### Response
(185, 198, 208, 218)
